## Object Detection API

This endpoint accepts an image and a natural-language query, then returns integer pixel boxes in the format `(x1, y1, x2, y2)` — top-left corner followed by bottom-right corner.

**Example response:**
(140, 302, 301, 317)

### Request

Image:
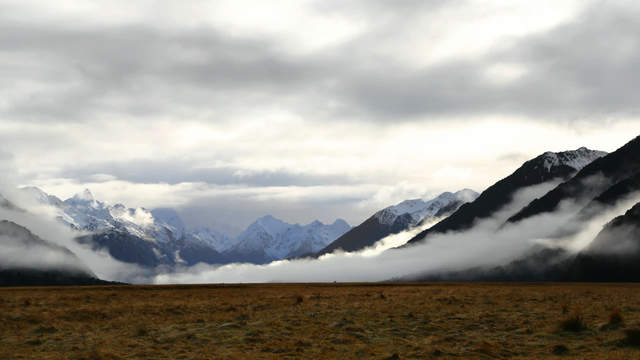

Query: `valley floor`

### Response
(1, 283, 640, 359)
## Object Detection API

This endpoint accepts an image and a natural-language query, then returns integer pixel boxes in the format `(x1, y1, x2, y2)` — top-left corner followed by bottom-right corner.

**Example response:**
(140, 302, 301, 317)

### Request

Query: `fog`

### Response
(154, 180, 635, 284)
(1, 172, 637, 285)
(0, 186, 150, 283)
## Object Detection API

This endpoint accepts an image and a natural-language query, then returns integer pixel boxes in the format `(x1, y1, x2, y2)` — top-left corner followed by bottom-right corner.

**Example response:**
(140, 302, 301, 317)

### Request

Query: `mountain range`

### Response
(3, 136, 640, 285)
(406, 147, 607, 245)
(21, 187, 352, 267)
(403, 136, 640, 282)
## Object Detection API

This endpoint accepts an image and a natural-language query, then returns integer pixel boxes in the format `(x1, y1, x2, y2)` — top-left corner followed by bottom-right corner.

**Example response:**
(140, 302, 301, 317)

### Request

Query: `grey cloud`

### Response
(2, 2, 639, 124)
(59, 159, 357, 187)
(0, 20, 327, 122)
(178, 192, 365, 236)
(339, 3, 640, 120)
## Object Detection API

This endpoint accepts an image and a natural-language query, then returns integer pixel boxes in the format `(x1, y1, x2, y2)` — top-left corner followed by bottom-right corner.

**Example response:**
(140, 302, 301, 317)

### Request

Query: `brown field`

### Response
(2, 283, 640, 359)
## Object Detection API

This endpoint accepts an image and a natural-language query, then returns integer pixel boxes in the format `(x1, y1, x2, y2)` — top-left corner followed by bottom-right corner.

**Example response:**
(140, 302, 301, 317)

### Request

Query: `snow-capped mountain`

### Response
(20, 187, 350, 267)
(407, 147, 608, 245)
(508, 141, 637, 224)
(374, 189, 479, 226)
(188, 227, 235, 253)
(229, 215, 351, 263)
(538, 147, 607, 172)
(316, 189, 479, 256)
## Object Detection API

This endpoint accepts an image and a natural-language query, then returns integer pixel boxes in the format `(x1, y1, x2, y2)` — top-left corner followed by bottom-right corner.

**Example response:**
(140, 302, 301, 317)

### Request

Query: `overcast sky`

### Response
(1, 0, 639, 234)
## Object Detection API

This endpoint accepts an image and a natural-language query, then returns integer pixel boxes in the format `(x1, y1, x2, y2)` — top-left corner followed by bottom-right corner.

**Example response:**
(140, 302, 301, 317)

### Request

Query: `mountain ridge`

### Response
(406, 147, 607, 245)
(316, 189, 479, 256)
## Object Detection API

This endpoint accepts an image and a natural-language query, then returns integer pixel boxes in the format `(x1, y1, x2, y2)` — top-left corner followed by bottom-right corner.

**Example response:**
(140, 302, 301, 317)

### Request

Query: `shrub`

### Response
(552, 344, 569, 355)
(558, 312, 587, 332)
(608, 309, 624, 326)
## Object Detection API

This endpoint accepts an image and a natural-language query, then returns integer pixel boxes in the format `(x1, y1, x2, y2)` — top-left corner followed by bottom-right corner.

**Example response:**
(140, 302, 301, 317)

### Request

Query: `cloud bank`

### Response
(154, 181, 638, 284)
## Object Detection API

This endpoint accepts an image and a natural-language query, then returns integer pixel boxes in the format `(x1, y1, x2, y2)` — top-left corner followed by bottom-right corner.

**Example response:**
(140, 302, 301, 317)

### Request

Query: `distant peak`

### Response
(454, 189, 480, 202)
(254, 215, 288, 228)
(19, 186, 49, 199)
(20, 186, 46, 194)
(536, 147, 607, 172)
(332, 218, 349, 227)
(71, 188, 95, 202)
(257, 214, 277, 222)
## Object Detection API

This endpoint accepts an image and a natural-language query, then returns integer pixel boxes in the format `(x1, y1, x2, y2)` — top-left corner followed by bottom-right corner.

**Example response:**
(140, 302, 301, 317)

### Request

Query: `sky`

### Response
(1, 0, 640, 235)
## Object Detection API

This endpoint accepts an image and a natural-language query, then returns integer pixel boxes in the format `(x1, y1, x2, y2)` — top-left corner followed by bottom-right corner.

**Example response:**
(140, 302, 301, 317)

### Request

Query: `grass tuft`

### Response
(558, 312, 587, 332)
(608, 309, 624, 326)
(552, 344, 569, 355)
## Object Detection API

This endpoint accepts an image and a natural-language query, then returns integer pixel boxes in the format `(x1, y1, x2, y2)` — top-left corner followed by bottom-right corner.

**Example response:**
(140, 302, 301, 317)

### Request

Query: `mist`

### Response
(154, 180, 632, 284)
(0, 186, 150, 283)
(2, 170, 637, 285)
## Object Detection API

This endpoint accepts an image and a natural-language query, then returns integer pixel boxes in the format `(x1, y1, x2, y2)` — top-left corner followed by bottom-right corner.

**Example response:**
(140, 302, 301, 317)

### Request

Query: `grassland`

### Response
(2, 283, 640, 359)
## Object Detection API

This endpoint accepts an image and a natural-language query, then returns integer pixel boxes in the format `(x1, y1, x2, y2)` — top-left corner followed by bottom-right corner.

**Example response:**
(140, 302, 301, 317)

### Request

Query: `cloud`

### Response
(154, 180, 627, 284)
(60, 159, 358, 187)
(0, 184, 151, 283)
(1, 1, 638, 125)
(1, 1, 639, 233)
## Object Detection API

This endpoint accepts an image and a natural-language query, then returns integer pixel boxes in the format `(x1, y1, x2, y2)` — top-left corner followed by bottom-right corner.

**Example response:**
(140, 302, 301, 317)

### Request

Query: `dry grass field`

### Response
(2, 283, 640, 359)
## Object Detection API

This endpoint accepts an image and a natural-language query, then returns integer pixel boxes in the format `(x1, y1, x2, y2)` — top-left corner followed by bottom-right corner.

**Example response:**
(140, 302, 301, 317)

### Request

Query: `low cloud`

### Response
(0, 186, 150, 283)
(154, 180, 633, 284)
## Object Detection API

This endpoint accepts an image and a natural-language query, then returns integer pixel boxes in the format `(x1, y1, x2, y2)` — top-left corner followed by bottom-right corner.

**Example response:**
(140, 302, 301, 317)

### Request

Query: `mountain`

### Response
(556, 201, 640, 282)
(508, 136, 640, 224)
(406, 200, 640, 283)
(188, 227, 235, 253)
(227, 215, 351, 263)
(406, 147, 607, 245)
(0, 220, 111, 286)
(22, 188, 228, 267)
(0, 194, 22, 212)
(21, 187, 349, 267)
(317, 190, 479, 256)
(587, 202, 640, 254)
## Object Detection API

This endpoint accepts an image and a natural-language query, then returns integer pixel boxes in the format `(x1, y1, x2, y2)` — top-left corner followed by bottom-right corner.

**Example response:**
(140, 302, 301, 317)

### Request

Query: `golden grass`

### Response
(1, 283, 640, 359)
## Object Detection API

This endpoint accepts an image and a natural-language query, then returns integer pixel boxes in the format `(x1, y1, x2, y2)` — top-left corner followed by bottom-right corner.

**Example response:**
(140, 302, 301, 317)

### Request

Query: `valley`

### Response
(2, 283, 640, 359)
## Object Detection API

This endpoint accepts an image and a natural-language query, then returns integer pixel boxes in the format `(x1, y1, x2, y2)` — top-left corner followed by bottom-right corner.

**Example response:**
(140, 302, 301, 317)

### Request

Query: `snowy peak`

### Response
(251, 215, 290, 236)
(233, 215, 351, 261)
(539, 147, 607, 172)
(151, 208, 186, 236)
(454, 189, 480, 202)
(189, 227, 234, 252)
(332, 219, 349, 228)
(374, 189, 480, 226)
(69, 188, 96, 203)
(19, 186, 63, 207)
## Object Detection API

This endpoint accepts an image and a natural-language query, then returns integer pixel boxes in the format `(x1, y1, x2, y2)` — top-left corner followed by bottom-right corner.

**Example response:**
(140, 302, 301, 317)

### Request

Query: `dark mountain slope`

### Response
(407, 147, 606, 245)
(508, 136, 640, 224)
(317, 190, 478, 256)
(317, 213, 414, 256)
(0, 220, 112, 286)
(575, 171, 640, 220)
(406, 201, 640, 282)
(76, 229, 229, 268)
